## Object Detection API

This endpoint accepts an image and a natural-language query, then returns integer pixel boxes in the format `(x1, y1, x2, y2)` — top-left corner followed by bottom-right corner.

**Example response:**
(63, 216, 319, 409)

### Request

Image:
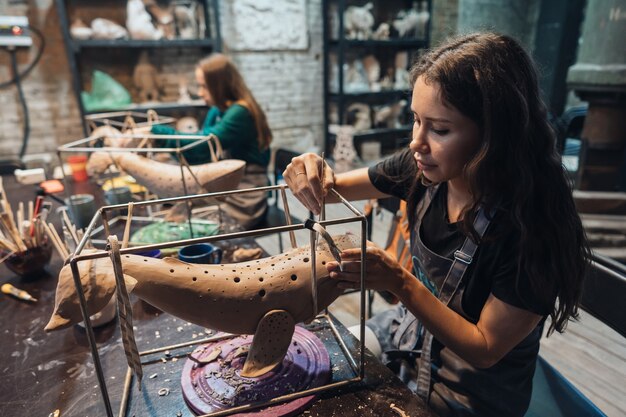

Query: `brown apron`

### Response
(370, 184, 541, 416)
(219, 164, 269, 229)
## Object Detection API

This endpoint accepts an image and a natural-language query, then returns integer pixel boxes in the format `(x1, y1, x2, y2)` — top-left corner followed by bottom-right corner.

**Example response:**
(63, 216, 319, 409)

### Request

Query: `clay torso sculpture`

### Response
(46, 234, 359, 377)
(133, 52, 161, 102)
(86, 152, 246, 198)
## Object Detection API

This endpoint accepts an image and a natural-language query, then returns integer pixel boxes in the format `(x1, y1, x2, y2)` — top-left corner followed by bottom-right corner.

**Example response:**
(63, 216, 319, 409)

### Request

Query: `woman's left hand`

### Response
(327, 241, 408, 294)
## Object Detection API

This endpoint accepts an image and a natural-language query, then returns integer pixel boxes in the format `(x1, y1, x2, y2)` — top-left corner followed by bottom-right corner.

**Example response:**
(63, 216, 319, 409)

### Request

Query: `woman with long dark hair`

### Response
(283, 33, 590, 416)
(153, 53, 272, 228)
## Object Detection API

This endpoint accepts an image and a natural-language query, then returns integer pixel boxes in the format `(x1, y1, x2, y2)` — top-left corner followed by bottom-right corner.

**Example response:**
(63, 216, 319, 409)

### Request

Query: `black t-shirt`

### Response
(368, 148, 550, 318)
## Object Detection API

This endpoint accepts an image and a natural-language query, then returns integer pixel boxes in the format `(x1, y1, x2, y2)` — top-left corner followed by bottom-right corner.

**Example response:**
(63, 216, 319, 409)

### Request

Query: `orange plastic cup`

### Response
(67, 155, 88, 182)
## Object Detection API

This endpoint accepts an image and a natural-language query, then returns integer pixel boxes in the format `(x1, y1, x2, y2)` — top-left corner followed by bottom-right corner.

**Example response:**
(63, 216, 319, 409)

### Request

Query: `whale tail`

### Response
(197, 159, 246, 193)
(44, 255, 137, 332)
(241, 309, 296, 377)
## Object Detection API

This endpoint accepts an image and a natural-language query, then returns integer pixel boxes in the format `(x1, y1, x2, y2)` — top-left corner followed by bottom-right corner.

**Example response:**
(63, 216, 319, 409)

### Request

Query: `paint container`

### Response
(178, 243, 222, 264)
(67, 155, 88, 182)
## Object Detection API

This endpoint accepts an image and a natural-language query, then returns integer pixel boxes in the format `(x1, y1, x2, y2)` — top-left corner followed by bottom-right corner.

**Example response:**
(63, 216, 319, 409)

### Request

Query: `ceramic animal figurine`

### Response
(362, 55, 381, 92)
(372, 22, 390, 40)
(86, 152, 246, 198)
(393, 1, 428, 39)
(45, 234, 360, 377)
(345, 103, 371, 132)
(374, 99, 408, 129)
(90, 18, 128, 40)
(126, 0, 163, 40)
(174, 3, 199, 39)
(143, 0, 175, 39)
(343, 3, 374, 40)
(70, 18, 93, 40)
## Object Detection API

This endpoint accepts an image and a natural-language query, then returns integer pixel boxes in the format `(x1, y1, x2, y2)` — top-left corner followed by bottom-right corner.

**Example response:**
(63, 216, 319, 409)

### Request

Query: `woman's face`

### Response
(409, 76, 482, 185)
(195, 67, 214, 106)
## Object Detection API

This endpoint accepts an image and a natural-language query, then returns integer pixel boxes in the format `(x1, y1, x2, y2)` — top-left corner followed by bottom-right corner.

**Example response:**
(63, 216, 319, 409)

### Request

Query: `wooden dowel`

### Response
(42, 222, 69, 259)
(48, 222, 69, 258)
(28, 201, 33, 224)
(61, 210, 80, 245)
(122, 202, 134, 249)
(0, 237, 18, 252)
(0, 250, 15, 265)
(0, 213, 27, 252)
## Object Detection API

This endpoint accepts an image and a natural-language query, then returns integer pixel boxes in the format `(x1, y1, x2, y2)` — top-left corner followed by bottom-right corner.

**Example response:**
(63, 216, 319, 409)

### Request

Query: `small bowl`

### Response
(5, 245, 53, 279)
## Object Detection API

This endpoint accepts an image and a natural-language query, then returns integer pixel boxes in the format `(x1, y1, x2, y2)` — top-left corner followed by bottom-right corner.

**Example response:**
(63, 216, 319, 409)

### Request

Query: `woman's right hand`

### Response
(283, 153, 335, 215)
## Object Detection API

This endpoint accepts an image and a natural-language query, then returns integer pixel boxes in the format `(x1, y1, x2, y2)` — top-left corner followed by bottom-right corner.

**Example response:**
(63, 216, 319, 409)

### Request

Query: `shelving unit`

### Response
(55, 0, 222, 135)
(322, 0, 432, 160)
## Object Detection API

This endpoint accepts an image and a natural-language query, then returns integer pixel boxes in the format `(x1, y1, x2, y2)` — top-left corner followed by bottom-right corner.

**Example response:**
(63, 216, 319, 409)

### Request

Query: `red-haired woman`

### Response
(153, 53, 272, 228)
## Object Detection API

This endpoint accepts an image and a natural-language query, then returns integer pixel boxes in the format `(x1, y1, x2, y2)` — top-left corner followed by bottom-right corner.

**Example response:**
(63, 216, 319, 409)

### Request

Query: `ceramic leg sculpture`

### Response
(45, 234, 359, 377)
(86, 152, 246, 198)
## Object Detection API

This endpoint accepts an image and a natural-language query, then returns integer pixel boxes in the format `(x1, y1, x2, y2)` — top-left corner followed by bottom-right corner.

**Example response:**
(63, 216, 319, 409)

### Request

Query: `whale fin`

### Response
(241, 310, 295, 378)
(163, 256, 193, 266)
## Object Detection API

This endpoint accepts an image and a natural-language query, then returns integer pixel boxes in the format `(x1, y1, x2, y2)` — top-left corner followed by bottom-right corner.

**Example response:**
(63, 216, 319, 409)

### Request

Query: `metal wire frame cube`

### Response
(67, 184, 369, 417)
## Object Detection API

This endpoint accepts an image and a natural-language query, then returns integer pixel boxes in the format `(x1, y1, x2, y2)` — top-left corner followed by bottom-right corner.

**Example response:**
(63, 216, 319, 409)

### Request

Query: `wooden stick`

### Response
(41, 222, 68, 259)
(122, 202, 134, 249)
(28, 201, 33, 225)
(0, 237, 18, 252)
(0, 213, 27, 252)
(48, 222, 69, 258)
(17, 202, 24, 239)
(0, 250, 15, 265)
(61, 210, 80, 246)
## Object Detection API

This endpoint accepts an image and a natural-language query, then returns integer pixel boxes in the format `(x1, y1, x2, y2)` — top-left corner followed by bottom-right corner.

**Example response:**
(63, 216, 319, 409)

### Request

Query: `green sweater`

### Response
(151, 104, 270, 167)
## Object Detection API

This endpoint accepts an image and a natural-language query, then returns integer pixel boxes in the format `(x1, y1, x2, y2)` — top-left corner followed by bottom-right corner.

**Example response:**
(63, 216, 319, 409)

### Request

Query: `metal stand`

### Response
(66, 185, 368, 417)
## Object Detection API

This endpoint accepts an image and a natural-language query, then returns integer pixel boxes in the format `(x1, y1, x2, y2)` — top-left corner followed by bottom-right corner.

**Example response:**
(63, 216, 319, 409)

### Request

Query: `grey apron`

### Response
(368, 184, 541, 417)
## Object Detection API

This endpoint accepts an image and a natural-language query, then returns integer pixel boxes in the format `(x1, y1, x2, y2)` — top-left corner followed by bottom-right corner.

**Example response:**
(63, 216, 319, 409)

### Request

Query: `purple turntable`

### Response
(181, 326, 330, 416)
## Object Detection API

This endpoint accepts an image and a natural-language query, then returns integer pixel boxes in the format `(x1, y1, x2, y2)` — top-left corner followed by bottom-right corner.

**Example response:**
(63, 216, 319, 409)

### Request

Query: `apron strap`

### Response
(416, 206, 492, 400)
(391, 185, 438, 349)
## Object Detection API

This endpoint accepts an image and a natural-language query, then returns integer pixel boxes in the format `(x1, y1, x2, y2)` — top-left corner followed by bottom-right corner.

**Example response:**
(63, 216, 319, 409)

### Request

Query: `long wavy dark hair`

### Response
(406, 33, 590, 334)
(198, 54, 272, 150)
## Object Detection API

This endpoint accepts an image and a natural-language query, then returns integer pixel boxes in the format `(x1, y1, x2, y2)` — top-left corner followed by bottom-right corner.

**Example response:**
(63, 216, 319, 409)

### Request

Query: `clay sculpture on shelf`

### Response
(90, 18, 128, 40)
(86, 152, 246, 198)
(343, 2, 374, 40)
(133, 52, 162, 102)
(45, 234, 360, 377)
(143, 0, 175, 39)
(173, 3, 200, 39)
(70, 18, 93, 40)
(126, 0, 163, 40)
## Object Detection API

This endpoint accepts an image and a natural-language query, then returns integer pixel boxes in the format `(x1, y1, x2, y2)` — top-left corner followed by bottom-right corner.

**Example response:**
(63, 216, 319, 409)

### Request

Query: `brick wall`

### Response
(1, 0, 470, 159)
(0, 1, 83, 157)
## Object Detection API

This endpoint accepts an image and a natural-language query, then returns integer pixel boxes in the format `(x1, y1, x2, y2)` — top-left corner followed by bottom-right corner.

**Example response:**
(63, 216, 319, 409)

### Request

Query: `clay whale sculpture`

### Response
(45, 234, 359, 377)
(86, 151, 246, 198)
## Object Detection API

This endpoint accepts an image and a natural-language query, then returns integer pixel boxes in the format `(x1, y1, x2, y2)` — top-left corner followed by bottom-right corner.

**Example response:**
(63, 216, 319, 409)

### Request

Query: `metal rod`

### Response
(196, 378, 360, 417)
(360, 217, 367, 379)
(138, 333, 235, 356)
(118, 367, 132, 417)
(309, 230, 318, 319)
(177, 150, 194, 239)
(279, 186, 297, 248)
(69, 259, 114, 417)
(327, 314, 360, 375)
(73, 214, 362, 261)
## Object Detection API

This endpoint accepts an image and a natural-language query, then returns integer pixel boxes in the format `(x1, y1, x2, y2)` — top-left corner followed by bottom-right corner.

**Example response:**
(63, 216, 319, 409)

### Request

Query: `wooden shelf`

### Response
(71, 38, 214, 51)
(329, 39, 427, 48)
